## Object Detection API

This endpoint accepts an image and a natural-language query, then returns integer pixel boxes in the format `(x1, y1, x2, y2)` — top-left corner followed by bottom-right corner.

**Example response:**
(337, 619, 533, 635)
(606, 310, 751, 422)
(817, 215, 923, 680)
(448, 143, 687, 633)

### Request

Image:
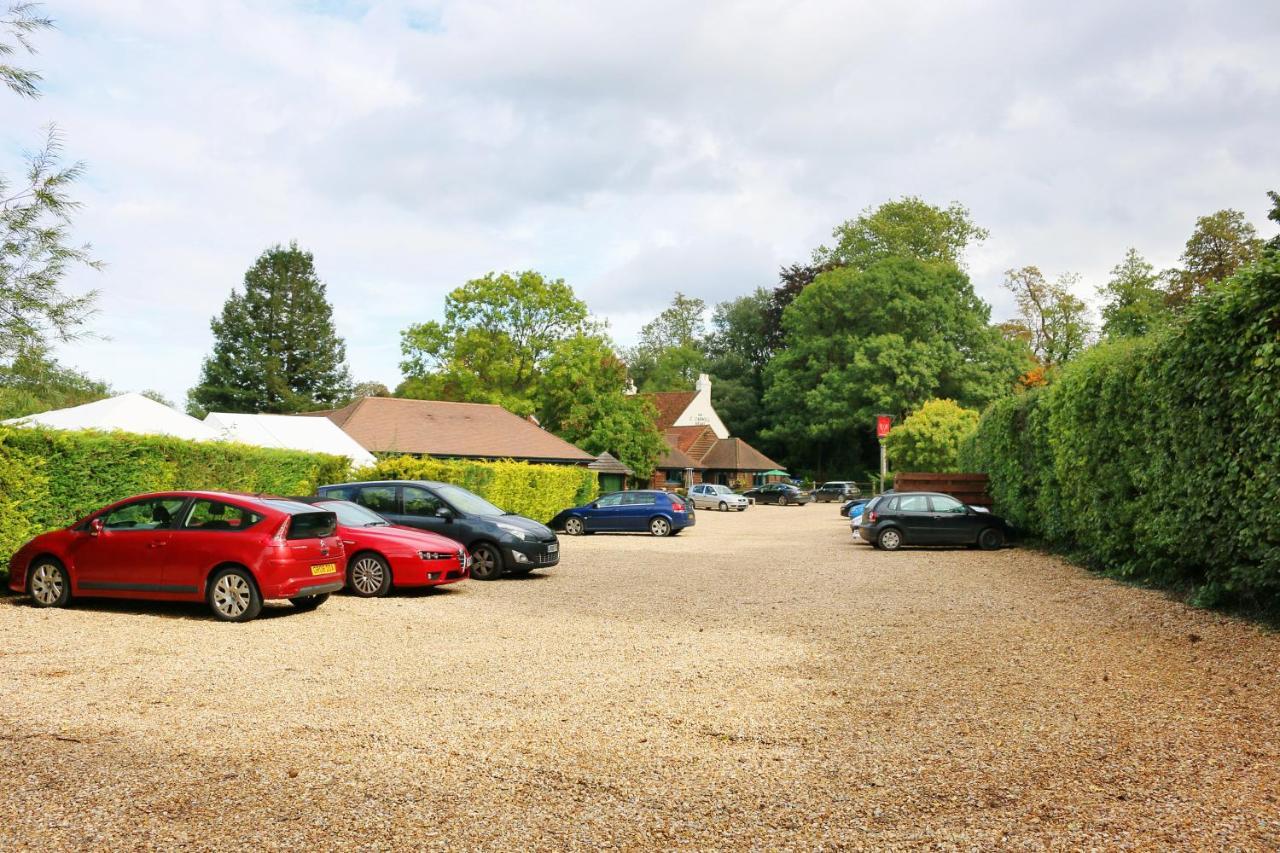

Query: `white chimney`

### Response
(695, 373, 711, 394)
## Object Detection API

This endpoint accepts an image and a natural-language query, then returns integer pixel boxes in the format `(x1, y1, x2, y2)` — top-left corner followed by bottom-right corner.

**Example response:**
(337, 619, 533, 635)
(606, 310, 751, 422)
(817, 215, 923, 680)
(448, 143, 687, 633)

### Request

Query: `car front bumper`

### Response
(506, 539, 560, 569)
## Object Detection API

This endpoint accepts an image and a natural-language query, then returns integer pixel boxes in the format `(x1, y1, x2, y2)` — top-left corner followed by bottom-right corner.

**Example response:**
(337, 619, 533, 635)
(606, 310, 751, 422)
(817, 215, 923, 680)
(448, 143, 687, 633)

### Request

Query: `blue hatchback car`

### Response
(551, 490, 696, 537)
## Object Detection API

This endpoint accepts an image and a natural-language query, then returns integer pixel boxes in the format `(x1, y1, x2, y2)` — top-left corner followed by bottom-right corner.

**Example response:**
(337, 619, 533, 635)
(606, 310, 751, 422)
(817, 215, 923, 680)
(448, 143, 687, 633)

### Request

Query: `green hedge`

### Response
(353, 455, 598, 523)
(962, 256, 1280, 611)
(0, 428, 351, 579)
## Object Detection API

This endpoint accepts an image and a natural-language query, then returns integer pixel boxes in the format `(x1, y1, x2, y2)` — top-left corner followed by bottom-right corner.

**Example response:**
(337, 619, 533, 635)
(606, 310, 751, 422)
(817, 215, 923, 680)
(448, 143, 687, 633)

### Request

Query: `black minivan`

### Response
(857, 491, 1010, 551)
(316, 480, 559, 580)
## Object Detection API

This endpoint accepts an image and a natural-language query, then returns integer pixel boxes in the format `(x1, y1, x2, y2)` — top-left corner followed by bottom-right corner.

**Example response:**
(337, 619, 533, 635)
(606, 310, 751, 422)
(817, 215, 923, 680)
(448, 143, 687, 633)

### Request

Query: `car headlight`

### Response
(495, 522, 529, 540)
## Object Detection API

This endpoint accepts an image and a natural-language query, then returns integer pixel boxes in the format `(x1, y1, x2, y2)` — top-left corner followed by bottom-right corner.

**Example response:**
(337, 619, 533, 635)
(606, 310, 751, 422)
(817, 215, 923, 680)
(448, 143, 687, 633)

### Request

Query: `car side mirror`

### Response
(435, 506, 454, 520)
(89, 517, 104, 536)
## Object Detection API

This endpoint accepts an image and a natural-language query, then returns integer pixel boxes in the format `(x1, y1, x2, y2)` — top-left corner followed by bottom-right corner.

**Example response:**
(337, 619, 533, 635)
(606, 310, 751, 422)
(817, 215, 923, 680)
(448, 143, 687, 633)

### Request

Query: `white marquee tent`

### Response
(204, 412, 376, 468)
(2, 393, 221, 441)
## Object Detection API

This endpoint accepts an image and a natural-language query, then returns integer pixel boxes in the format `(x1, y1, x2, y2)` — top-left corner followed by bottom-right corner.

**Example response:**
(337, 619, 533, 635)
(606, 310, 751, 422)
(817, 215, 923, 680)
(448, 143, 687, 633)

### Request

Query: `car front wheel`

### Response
(348, 553, 392, 597)
(564, 517, 585, 536)
(649, 517, 672, 537)
(877, 528, 903, 551)
(208, 567, 263, 622)
(718, 501, 728, 511)
(470, 543, 504, 580)
(978, 527, 1006, 550)
(28, 558, 71, 608)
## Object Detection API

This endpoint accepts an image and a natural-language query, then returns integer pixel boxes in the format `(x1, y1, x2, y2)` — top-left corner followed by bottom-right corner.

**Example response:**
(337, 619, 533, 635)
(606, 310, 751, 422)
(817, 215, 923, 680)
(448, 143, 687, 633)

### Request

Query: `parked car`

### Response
(550, 490, 696, 536)
(316, 480, 558, 581)
(857, 491, 1011, 551)
(293, 497, 469, 597)
(7, 491, 344, 622)
(688, 483, 749, 512)
(742, 483, 813, 506)
(815, 481, 861, 503)
(839, 497, 870, 517)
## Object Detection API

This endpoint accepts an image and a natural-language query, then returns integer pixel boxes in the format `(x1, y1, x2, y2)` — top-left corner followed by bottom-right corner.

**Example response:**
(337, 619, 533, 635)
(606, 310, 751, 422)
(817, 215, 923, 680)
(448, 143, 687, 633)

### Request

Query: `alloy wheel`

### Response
(879, 529, 901, 551)
(719, 501, 728, 512)
(565, 518, 585, 536)
(351, 557, 386, 595)
(213, 573, 251, 618)
(470, 545, 502, 580)
(30, 563, 65, 606)
(650, 517, 671, 537)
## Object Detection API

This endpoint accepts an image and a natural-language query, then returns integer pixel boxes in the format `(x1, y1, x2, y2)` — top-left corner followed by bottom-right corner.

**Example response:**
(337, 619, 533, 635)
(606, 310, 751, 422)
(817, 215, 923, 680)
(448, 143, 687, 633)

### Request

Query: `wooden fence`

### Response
(892, 472, 991, 507)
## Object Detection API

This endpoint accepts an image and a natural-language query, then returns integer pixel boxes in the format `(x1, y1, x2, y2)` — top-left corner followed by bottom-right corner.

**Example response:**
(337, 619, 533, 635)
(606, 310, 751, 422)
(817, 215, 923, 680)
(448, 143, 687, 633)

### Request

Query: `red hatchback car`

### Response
(300, 498, 469, 597)
(7, 491, 345, 622)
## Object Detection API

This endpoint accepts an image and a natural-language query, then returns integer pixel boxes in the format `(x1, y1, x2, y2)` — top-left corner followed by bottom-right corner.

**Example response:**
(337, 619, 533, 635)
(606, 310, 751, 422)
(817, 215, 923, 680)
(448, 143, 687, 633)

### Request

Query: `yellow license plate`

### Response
(311, 563, 337, 576)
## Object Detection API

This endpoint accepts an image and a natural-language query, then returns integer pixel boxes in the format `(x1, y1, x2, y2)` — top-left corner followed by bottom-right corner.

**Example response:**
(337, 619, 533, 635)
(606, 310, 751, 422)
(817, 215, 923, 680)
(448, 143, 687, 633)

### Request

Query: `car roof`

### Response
(100, 491, 312, 514)
(319, 479, 449, 490)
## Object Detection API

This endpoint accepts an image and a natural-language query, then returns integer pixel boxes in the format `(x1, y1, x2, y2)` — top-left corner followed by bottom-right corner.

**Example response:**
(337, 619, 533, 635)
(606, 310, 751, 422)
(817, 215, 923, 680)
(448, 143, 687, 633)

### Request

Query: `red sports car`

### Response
(7, 491, 345, 622)
(304, 498, 469, 597)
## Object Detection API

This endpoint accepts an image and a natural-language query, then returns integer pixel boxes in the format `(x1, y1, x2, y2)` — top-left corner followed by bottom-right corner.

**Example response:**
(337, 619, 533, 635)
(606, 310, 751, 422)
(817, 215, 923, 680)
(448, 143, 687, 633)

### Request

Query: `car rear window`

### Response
(284, 511, 337, 540)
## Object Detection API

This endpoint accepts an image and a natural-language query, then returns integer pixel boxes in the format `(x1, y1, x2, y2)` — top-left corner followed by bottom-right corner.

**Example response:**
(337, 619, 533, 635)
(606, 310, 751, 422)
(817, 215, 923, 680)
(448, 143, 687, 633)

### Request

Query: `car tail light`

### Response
(272, 517, 291, 544)
(671, 502, 686, 512)
(867, 510, 878, 523)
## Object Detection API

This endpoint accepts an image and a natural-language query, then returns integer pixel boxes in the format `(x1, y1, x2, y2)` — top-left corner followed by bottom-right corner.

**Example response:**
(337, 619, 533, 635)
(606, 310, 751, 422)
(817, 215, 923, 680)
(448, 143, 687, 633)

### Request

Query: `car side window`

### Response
(321, 486, 354, 500)
(931, 496, 966, 514)
(102, 497, 187, 531)
(596, 494, 623, 507)
(883, 497, 899, 511)
(402, 486, 443, 517)
(182, 500, 262, 531)
(899, 495, 930, 512)
(622, 493, 656, 506)
(358, 486, 398, 514)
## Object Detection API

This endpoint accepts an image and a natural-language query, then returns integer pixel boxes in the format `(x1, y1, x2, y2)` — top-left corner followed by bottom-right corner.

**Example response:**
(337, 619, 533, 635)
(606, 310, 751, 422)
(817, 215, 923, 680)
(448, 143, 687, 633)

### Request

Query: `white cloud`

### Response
(1, 0, 1275, 404)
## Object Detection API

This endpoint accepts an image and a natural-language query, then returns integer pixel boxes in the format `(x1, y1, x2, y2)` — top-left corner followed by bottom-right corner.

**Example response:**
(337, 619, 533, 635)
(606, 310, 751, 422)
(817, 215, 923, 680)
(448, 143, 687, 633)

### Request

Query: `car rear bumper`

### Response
(259, 558, 347, 599)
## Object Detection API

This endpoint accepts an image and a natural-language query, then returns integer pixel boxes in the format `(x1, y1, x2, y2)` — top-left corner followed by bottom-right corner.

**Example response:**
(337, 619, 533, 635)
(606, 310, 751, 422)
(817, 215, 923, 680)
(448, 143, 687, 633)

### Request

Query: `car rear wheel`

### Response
(718, 501, 728, 511)
(470, 543, 504, 580)
(877, 528, 903, 551)
(780, 495, 790, 506)
(208, 567, 262, 623)
(290, 593, 329, 611)
(649, 517, 672, 537)
(28, 558, 70, 608)
(348, 553, 393, 597)
(564, 517, 585, 536)
(978, 527, 1006, 550)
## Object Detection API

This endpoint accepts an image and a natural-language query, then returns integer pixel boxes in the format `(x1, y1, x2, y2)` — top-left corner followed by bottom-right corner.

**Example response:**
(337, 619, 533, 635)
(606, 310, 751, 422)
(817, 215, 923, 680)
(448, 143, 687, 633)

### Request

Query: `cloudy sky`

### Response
(5, 0, 1278, 405)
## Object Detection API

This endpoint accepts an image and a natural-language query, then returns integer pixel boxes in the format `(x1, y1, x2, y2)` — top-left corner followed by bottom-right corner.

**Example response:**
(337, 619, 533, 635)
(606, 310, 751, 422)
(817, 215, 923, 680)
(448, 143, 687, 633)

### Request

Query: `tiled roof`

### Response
(587, 451, 632, 475)
(304, 397, 594, 463)
(642, 391, 696, 431)
(664, 425, 709, 454)
(656, 433, 704, 470)
(700, 437, 782, 472)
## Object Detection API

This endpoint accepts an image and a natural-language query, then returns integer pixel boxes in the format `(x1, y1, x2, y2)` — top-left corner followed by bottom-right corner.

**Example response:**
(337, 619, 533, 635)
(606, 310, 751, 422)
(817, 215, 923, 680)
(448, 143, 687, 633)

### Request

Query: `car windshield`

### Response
(709, 485, 733, 495)
(318, 500, 389, 527)
(435, 483, 505, 517)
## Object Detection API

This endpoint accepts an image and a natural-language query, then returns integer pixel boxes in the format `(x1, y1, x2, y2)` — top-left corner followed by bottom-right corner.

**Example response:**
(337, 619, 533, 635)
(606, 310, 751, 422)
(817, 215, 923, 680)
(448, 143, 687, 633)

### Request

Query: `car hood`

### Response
(338, 523, 463, 552)
(484, 513, 556, 540)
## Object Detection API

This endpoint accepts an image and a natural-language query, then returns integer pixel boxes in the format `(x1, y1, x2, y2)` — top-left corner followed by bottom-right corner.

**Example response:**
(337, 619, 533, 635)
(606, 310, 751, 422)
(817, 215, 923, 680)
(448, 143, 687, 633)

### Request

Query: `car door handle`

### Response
(342, 539, 356, 546)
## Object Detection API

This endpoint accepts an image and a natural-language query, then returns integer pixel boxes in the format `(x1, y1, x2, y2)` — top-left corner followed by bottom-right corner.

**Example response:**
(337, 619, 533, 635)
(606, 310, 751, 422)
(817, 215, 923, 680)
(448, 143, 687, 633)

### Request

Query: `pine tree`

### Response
(189, 243, 353, 414)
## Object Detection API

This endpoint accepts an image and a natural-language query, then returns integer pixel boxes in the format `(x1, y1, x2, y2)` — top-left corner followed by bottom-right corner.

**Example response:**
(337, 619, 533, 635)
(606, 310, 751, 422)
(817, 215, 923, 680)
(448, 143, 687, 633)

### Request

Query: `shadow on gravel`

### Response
(0, 593, 308, 622)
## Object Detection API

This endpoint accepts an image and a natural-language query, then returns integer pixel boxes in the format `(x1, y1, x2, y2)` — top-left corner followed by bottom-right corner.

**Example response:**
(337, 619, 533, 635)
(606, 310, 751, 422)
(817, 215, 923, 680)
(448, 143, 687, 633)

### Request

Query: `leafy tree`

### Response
(345, 380, 390, 402)
(763, 258, 1025, 478)
(538, 334, 665, 477)
(626, 292, 708, 391)
(189, 243, 353, 415)
(813, 196, 988, 271)
(1166, 209, 1263, 305)
(1265, 190, 1280, 254)
(882, 399, 980, 473)
(139, 389, 173, 407)
(0, 340, 109, 419)
(702, 288, 773, 443)
(1098, 248, 1170, 339)
(1002, 266, 1093, 367)
(2, 7, 99, 364)
(400, 271, 592, 414)
(399, 271, 664, 473)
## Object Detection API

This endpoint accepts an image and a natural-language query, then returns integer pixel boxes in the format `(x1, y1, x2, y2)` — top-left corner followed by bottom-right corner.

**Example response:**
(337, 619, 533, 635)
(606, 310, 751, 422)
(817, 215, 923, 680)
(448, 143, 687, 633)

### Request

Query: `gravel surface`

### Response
(2, 506, 1278, 850)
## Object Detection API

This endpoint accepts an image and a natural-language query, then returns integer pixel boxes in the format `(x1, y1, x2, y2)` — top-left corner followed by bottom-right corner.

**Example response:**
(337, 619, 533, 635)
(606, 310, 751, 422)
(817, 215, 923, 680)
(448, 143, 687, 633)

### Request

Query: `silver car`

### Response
(688, 484, 750, 512)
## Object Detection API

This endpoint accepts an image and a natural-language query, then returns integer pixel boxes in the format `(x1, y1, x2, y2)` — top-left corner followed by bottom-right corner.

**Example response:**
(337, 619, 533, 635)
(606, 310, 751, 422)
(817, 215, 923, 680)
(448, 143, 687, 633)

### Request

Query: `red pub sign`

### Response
(876, 415, 892, 439)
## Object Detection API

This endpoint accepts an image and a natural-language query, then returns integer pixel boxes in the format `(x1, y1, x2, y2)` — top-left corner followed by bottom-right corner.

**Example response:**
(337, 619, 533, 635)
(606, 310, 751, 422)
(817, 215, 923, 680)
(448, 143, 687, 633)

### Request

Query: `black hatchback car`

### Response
(857, 491, 1010, 550)
(814, 481, 861, 502)
(742, 483, 814, 506)
(316, 480, 559, 580)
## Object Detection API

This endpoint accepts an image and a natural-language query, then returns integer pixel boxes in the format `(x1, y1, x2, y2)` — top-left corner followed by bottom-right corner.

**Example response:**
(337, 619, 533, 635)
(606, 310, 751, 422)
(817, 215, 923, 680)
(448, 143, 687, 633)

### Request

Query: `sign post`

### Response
(875, 414, 894, 494)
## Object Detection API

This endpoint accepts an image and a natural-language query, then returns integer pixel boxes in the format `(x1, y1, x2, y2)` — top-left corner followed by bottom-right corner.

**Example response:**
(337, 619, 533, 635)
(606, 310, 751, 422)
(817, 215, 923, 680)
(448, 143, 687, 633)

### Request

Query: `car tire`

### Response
(718, 501, 728, 512)
(28, 558, 71, 608)
(469, 543, 504, 580)
(290, 593, 329, 611)
(649, 517, 672, 537)
(207, 567, 263, 623)
(348, 552, 393, 598)
(564, 517, 585, 536)
(780, 495, 790, 507)
(978, 527, 1005, 550)
(877, 528, 903, 551)
(737, 506, 746, 512)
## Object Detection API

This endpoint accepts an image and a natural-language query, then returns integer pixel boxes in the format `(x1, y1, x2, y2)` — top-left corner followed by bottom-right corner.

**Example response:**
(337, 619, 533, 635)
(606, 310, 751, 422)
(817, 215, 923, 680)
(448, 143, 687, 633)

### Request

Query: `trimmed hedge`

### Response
(962, 256, 1280, 611)
(0, 427, 351, 578)
(352, 455, 598, 523)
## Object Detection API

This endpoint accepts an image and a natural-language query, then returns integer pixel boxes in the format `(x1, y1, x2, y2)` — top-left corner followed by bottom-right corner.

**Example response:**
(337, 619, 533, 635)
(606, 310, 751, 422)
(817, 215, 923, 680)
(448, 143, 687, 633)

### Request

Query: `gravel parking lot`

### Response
(2, 505, 1278, 849)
